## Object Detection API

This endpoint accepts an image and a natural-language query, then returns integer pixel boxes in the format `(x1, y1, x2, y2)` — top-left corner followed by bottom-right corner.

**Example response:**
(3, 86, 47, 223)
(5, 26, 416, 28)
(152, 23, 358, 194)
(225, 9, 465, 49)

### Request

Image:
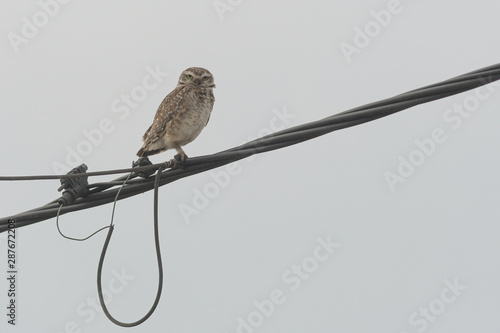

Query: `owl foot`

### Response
(173, 152, 188, 165)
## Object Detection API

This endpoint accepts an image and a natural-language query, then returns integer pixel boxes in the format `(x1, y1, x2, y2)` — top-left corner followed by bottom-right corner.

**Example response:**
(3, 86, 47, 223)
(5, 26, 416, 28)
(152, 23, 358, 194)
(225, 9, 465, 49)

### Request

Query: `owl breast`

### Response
(163, 87, 214, 148)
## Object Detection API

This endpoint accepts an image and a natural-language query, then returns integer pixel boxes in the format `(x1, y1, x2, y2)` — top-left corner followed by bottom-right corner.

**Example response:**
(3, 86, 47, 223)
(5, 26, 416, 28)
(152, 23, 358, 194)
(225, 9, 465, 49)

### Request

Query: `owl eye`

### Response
(185, 74, 193, 79)
(202, 76, 210, 81)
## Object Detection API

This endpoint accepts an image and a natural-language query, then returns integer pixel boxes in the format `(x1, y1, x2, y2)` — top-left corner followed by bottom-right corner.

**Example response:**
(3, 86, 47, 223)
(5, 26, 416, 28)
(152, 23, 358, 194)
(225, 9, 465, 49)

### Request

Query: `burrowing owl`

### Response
(137, 67, 215, 161)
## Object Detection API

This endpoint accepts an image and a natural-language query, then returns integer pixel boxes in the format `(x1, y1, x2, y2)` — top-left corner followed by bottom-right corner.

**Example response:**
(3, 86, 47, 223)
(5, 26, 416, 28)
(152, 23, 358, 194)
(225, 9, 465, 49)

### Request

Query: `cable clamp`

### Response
(132, 157, 155, 178)
(57, 164, 89, 206)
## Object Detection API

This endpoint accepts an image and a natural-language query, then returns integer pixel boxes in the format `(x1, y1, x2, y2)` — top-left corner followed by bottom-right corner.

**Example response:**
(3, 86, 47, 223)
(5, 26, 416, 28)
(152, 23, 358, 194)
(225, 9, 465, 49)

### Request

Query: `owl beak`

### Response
(193, 78, 202, 86)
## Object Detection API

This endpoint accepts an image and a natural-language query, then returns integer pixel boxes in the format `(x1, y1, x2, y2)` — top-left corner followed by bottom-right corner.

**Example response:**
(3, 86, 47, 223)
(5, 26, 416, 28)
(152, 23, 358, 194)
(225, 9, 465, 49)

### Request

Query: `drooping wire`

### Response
(108, 172, 134, 228)
(97, 166, 165, 327)
(54, 164, 164, 326)
(0, 62, 498, 328)
(55, 172, 134, 241)
(56, 204, 110, 241)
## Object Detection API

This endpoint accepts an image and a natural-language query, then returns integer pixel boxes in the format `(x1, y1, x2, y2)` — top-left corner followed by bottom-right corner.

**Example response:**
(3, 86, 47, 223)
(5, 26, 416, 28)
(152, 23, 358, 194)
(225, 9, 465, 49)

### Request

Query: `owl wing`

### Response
(142, 86, 186, 145)
(205, 90, 216, 126)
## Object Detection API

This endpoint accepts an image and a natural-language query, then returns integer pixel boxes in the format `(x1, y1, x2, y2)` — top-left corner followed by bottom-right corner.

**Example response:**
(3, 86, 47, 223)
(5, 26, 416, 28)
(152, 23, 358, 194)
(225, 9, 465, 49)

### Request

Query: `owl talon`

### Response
(173, 153, 188, 166)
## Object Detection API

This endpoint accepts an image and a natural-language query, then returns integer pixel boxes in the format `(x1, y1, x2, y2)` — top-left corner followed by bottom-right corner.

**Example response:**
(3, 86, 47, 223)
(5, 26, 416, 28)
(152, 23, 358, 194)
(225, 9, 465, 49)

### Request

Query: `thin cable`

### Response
(97, 167, 164, 327)
(56, 204, 110, 241)
(0, 160, 174, 181)
(55, 173, 134, 241)
(109, 172, 133, 227)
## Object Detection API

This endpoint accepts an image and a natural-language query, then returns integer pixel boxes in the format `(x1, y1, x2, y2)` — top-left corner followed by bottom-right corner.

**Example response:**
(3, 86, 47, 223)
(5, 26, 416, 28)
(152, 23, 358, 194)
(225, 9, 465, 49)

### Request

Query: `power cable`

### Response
(1, 63, 500, 234)
(1, 63, 499, 328)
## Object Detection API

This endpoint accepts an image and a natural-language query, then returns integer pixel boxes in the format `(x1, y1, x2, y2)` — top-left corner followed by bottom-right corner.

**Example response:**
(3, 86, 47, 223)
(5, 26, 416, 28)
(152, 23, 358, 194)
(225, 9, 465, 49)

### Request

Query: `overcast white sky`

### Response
(1, 1, 500, 332)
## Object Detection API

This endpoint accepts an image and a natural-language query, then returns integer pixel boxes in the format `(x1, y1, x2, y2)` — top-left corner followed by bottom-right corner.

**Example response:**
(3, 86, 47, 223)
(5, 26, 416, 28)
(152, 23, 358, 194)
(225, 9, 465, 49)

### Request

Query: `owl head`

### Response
(177, 67, 216, 88)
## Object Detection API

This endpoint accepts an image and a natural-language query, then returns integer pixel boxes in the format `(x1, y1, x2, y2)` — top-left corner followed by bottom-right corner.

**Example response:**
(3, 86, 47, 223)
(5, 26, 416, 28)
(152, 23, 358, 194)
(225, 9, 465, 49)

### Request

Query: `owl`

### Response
(137, 67, 215, 162)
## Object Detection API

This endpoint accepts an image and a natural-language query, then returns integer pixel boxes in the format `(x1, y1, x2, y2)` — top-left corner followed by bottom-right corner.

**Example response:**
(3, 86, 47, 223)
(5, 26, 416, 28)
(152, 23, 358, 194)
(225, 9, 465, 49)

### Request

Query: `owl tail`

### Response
(137, 146, 166, 157)
(136, 147, 147, 157)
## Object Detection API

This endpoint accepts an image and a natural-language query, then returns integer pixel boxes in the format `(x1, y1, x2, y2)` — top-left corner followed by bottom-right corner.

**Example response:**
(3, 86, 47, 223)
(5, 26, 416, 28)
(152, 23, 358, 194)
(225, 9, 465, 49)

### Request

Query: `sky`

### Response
(1, 0, 500, 332)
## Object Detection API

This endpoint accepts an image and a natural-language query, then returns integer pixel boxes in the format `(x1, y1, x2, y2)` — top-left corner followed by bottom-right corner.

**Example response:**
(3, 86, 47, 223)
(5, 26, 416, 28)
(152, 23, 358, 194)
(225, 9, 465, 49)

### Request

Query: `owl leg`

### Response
(174, 146, 188, 163)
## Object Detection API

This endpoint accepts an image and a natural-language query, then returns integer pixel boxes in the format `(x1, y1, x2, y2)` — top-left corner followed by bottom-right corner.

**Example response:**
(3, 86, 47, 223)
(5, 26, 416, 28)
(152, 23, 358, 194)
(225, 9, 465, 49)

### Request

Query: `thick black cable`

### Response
(1, 63, 500, 233)
(97, 167, 164, 327)
(1, 66, 498, 183)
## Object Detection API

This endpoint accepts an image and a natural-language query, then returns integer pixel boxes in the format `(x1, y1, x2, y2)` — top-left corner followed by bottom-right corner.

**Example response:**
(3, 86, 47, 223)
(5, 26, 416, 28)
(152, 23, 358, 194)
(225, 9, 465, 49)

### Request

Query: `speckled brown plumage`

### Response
(137, 67, 215, 161)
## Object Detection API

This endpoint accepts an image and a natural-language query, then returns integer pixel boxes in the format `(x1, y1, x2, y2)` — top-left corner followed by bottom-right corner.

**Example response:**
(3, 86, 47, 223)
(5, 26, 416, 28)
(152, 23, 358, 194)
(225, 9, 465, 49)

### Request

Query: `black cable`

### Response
(97, 167, 164, 327)
(0, 160, 174, 181)
(1, 63, 500, 233)
(56, 203, 111, 241)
